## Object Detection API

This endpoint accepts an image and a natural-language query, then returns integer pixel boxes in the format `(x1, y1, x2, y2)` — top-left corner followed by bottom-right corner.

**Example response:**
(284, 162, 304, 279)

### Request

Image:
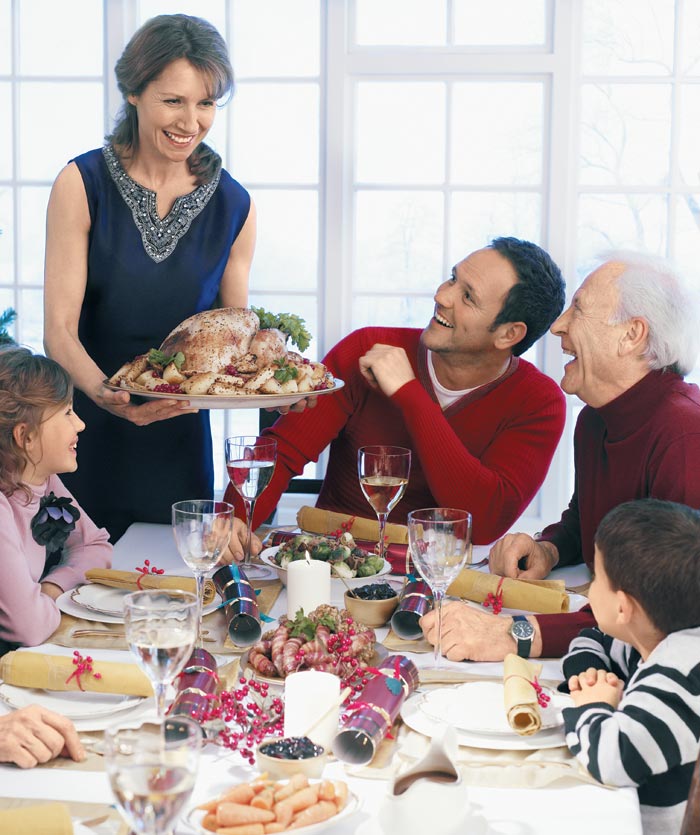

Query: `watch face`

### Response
(511, 620, 534, 639)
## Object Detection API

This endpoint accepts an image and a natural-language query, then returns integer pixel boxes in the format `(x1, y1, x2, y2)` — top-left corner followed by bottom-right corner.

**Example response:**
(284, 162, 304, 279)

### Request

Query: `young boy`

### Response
(562, 498, 700, 835)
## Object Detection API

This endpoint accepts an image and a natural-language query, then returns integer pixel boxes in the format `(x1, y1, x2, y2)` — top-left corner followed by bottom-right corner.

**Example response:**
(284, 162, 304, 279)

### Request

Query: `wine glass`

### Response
(123, 590, 198, 719)
(104, 717, 201, 835)
(225, 435, 277, 580)
(407, 508, 472, 669)
(358, 445, 411, 566)
(171, 499, 234, 643)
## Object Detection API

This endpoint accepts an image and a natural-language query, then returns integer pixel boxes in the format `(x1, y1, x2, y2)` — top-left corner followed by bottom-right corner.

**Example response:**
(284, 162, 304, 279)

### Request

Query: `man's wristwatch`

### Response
(510, 616, 535, 659)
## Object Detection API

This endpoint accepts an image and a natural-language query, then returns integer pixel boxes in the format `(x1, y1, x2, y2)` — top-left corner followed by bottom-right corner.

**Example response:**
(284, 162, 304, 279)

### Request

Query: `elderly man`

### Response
(226, 237, 566, 546)
(421, 251, 700, 660)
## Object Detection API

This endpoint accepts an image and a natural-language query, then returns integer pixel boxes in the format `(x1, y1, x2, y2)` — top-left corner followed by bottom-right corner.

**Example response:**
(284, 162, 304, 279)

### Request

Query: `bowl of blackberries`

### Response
(256, 735, 327, 779)
(344, 582, 399, 628)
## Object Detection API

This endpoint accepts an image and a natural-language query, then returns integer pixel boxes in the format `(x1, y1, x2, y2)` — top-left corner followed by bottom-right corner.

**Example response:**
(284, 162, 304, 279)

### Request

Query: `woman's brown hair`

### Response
(0, 347, 72, 501)
(108, 14, 233, 184)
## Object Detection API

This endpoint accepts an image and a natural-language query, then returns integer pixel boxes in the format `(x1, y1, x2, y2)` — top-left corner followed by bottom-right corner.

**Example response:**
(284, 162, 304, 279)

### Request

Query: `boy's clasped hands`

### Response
(568, 667, 625, 709)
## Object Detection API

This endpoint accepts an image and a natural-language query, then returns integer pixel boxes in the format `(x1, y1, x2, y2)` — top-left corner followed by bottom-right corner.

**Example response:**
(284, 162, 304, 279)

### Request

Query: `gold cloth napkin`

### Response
(0, 802, 73, 835)
(0, 651, 152, 697)
(446, 568, 569, 614)
(0, 798, 127, 834)
(503, 653, 542, 736)
(383, 628, 433, 654)
(389, 725, 607, 790)
(296, 506, 408, 544)
(84, 568, 216, 605)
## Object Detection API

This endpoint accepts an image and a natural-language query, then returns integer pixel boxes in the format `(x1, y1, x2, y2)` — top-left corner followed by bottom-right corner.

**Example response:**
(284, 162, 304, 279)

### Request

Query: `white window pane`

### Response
(672, 195, 700, 287)
(0, 290, 16, 346)
(356, 83, 445, 184)
(248, 291, 319, 361)
(0, 83, 11, 179)
(18, 288, 43, 352)
(579, 84, 671, 186)
(449, 192, 541, 266)
(0, 188, 14, 278)
(577, 193, 668, 265)
(232, 83, 319, 184)
(681, 0, 700, 75)
(582, 0, 675, 76)
(451, 83, 543, 185)
(355, 0, 446, 46)
(233, 0, 319, 77)
(454, 0, 546, 46)
(0, 0, 10, 74)
(353, 294, 434, 330)
(678, 86, 700, 188)
(138, 1, 226, 37)
(19, 186, 50, 285)
(250, 190, 318, 292)
(19, 0, 102, 76)
(19, 83, 104, 181)
(354, 191, 443, 292)
(203, 109, 228, 163)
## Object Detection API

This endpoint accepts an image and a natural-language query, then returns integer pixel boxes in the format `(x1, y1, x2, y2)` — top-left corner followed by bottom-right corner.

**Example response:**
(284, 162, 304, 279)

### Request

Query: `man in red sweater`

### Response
(422, 251, 700, 660)
(225, 237, 566, 546)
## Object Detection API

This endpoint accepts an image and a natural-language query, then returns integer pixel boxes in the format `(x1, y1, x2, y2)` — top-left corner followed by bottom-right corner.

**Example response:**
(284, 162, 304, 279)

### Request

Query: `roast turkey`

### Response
(158, 307, 260, 373)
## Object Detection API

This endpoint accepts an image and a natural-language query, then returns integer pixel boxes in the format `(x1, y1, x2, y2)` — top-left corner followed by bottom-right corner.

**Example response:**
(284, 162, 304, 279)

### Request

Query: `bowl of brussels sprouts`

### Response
(260, 532, 391, 588)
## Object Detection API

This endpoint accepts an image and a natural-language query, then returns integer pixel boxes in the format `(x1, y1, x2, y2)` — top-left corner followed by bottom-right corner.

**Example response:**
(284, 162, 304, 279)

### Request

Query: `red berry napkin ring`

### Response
(483, 576, 505, 614)
(65, 650, 102, 691)
(135, 559, 165, 589)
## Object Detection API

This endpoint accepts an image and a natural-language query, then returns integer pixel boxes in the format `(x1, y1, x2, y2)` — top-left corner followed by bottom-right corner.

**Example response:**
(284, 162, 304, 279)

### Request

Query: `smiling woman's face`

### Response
(128, 58, 217, 163)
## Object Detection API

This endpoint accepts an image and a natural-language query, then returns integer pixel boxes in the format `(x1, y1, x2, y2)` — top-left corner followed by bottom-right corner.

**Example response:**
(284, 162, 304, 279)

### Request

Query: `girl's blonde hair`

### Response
(0, 347, 73, 500)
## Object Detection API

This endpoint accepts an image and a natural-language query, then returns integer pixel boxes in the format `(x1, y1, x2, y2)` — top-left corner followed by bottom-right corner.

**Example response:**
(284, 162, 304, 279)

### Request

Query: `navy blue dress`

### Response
(60, 145, 251, 542)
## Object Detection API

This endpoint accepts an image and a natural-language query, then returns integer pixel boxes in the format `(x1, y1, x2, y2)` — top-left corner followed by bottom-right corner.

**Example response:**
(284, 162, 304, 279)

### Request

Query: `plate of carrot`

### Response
(187, 773, 359, 834)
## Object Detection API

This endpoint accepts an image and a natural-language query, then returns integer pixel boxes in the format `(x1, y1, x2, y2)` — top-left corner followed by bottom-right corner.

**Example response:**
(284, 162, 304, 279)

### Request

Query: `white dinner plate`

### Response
(401, 690, 570, 751)
(58, 585, 220, 623)
(418, 681, 570, 735)
(104, 378, 344, 410)
(260, 547, 391, 589)
(185, 788, 360, 835)
(0, 682, 143, 720)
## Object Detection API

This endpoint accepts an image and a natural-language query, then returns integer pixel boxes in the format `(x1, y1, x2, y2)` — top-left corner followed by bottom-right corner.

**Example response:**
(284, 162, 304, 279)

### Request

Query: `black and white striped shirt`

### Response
(562, 626, 700, 835)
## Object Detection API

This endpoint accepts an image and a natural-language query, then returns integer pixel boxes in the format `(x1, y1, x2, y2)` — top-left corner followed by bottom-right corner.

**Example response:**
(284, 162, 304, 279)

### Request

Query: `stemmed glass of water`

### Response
(407, 508, 472, 668)
(123, 590, 198, 719)
(105, 717, 201, 835)
(358, 446, 411, 566)
(225, 435, 277, 580)
(171, 500, 234, 643)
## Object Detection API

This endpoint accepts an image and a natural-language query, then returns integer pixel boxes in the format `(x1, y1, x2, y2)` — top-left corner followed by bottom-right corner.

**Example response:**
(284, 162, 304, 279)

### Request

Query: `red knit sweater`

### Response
(224, 327, 565, 545)
(537, 369, 700, 656)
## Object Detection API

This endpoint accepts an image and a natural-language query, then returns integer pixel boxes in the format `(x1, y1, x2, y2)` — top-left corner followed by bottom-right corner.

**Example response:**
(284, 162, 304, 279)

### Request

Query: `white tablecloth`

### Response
(0, 523, 642, 835)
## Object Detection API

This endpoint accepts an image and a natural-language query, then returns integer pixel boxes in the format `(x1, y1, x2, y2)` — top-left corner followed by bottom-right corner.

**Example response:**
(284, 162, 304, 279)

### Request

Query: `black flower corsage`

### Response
(31, 492, 81, 554)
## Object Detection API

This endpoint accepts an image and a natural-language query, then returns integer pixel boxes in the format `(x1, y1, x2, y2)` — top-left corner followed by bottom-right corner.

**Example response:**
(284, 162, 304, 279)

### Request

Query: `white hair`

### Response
(602, 250, 700, 377)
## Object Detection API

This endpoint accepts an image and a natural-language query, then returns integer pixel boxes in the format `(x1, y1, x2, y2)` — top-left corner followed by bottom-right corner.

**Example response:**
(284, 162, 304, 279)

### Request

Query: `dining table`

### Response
(0, 522, 643, 835)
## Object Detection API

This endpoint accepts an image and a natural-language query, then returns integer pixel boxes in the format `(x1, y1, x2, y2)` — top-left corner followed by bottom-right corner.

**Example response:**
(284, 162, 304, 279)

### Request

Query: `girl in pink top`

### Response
(0, 347, 111, 649)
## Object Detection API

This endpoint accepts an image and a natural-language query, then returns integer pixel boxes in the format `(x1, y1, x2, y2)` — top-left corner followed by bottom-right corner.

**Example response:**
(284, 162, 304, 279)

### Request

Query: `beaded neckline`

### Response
(102, 145, 221, 263)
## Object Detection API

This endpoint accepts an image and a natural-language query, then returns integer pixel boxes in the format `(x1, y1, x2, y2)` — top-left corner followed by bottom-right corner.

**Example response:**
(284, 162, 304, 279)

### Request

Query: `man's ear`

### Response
(619, 316, 648, 357)
(494, 321, 527, 352)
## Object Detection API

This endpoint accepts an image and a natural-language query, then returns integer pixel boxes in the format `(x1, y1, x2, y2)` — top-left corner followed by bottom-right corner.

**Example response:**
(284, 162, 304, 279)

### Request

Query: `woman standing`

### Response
(44, 15, 256, 544)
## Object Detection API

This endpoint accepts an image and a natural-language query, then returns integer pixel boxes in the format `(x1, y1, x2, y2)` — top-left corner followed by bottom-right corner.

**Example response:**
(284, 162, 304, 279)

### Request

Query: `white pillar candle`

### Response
(284, 670, 341, 750)
(286, 557, 331, 620)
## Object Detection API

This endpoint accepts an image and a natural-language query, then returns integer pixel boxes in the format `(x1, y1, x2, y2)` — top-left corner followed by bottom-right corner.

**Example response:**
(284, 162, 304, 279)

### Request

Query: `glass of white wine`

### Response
(225, 435, 277, 580)
(407, 508, 472, 669)
(123, 590, 198, 720)
(358, 445, 411, 565)
(105, 717, 201, 835)
(171, 500, 234, 643)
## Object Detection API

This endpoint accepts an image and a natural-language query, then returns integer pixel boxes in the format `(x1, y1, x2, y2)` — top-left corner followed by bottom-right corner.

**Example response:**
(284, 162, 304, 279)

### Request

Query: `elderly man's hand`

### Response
(488, 533, 559, 580)
(420, 601, 541, 662)
(358, 344, 416, 398)
(0, 705, 84, 768)
(222, 517, 262, 565)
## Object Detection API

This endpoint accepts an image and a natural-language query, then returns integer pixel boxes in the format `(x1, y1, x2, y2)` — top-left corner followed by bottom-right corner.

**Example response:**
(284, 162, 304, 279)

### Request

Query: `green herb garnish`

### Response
(252, 307, 312, 352)
(273, 359, 299, 383)
(147, 348, 185, 370)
